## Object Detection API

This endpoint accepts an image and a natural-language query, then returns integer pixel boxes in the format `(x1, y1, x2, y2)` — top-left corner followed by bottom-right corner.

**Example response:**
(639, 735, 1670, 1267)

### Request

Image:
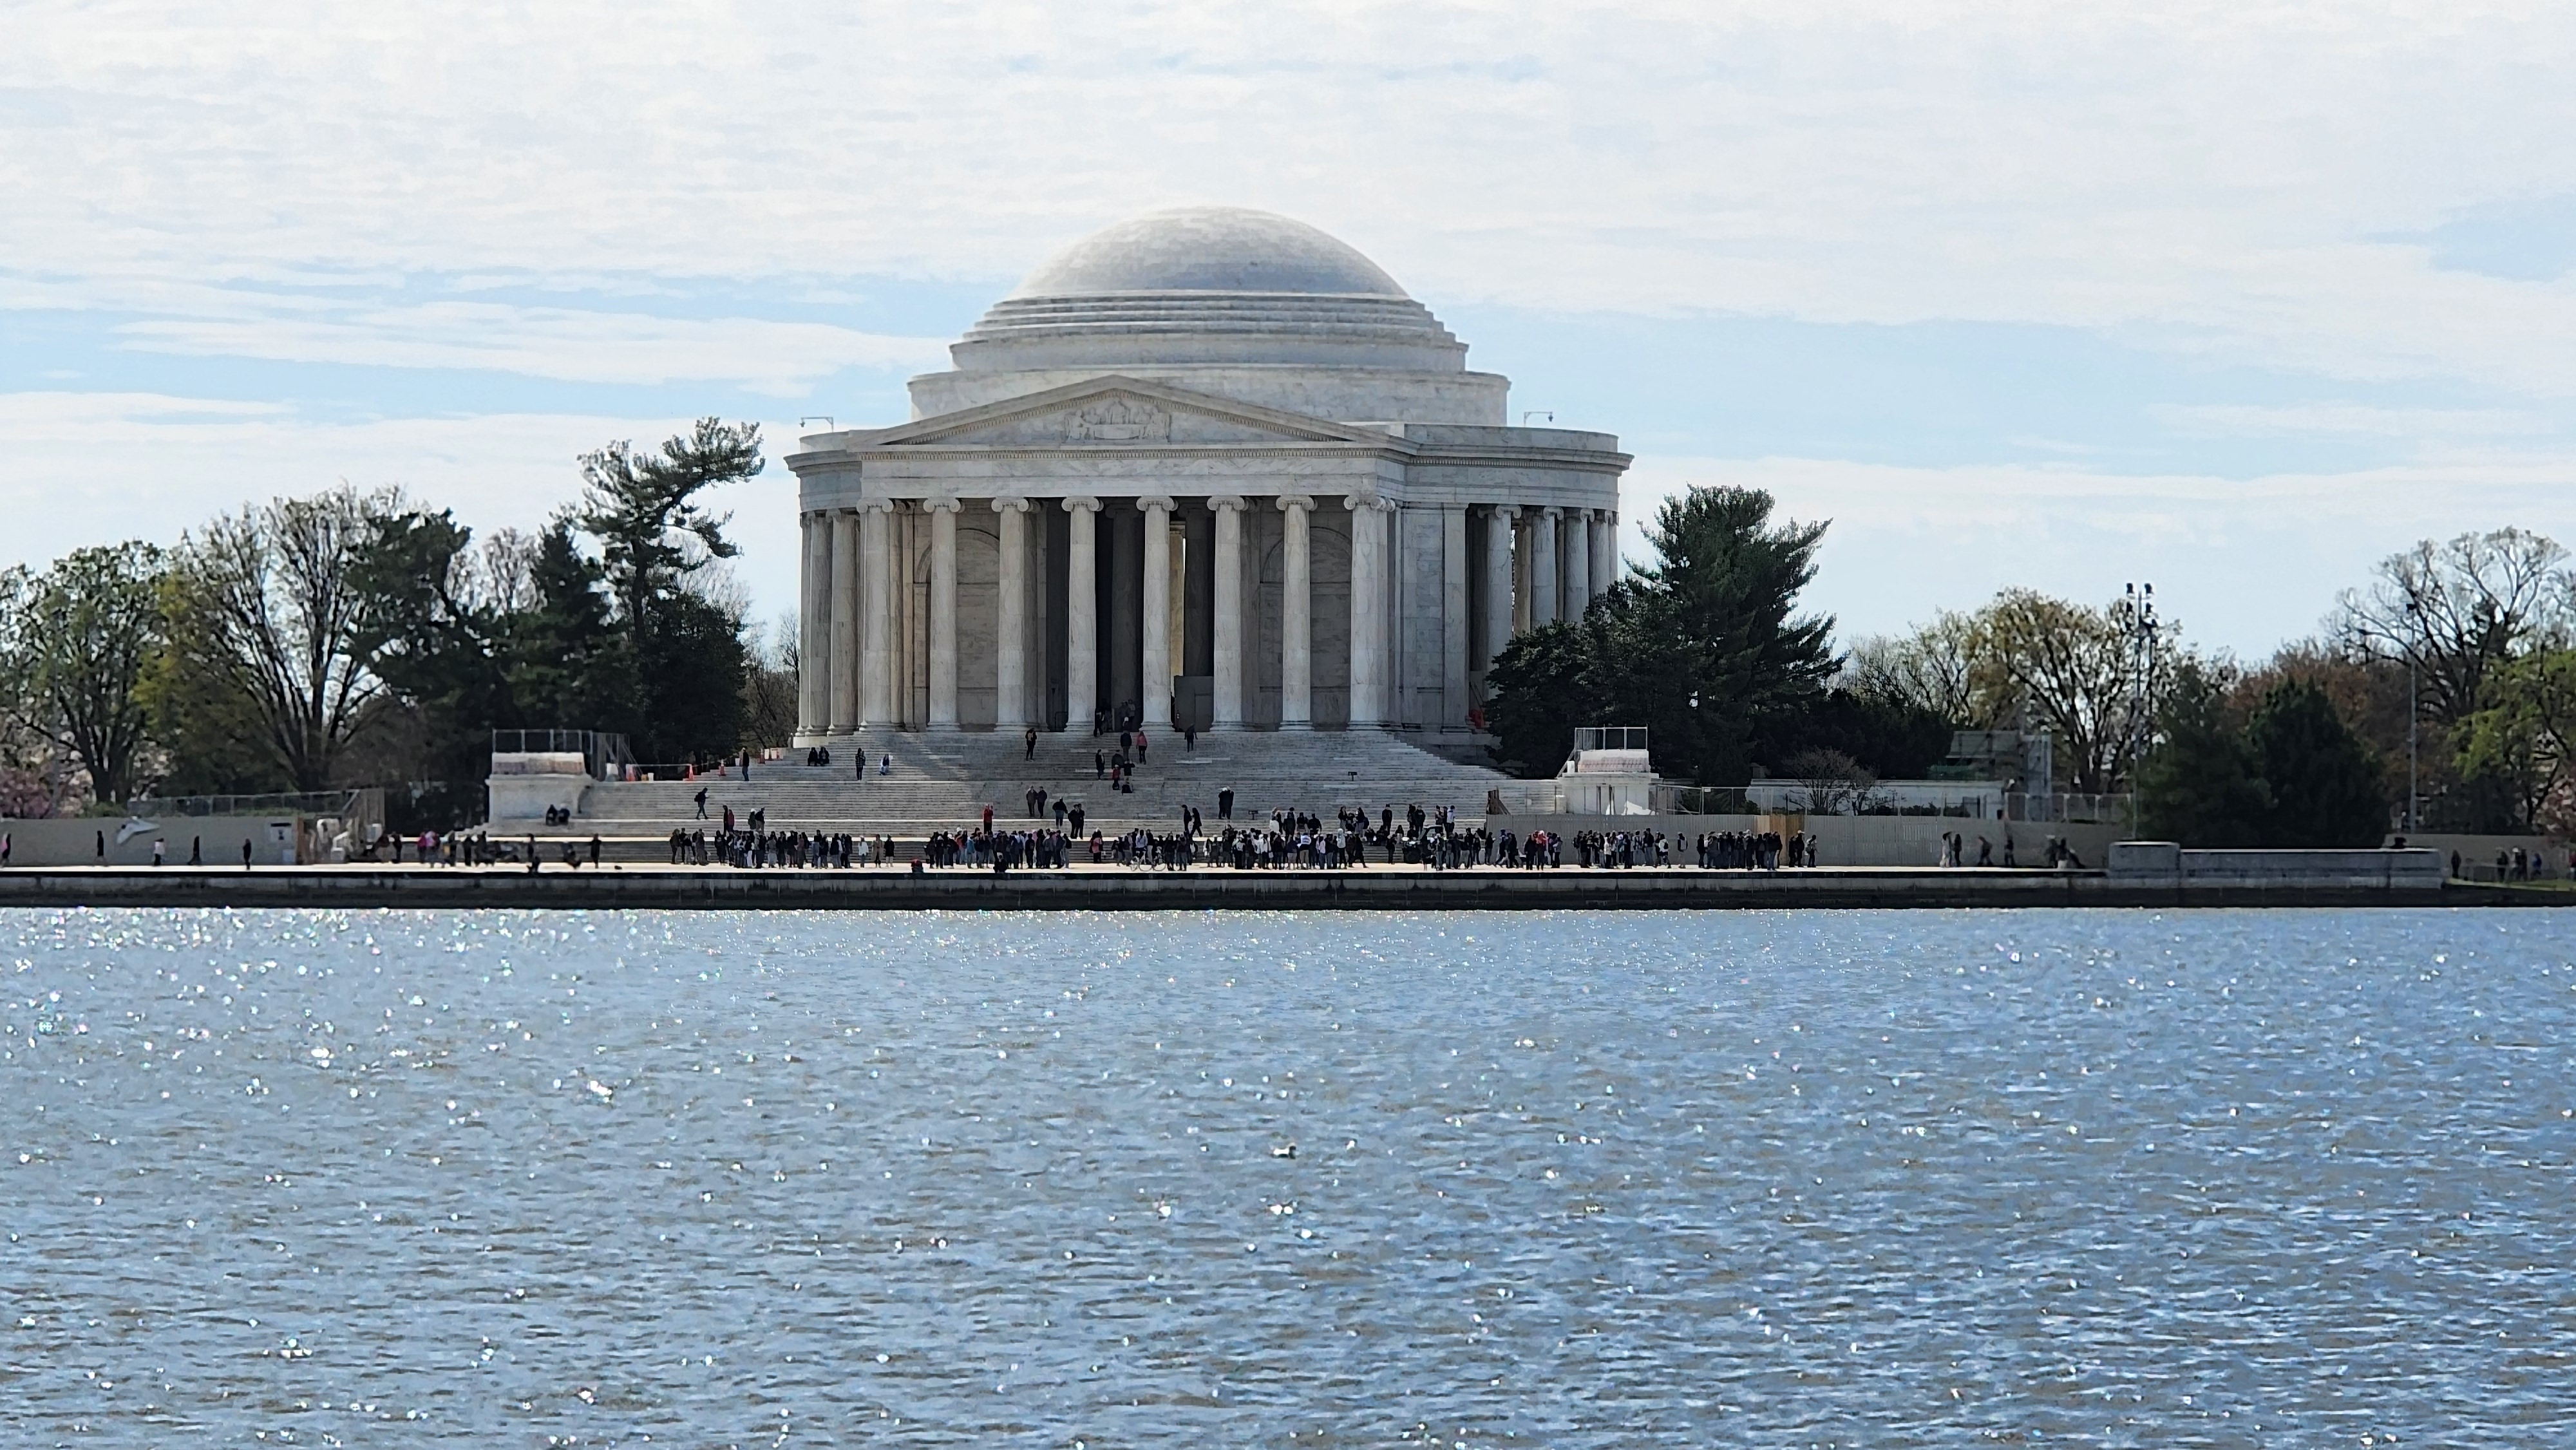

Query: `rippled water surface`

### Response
(5, 907, 2573, 1445)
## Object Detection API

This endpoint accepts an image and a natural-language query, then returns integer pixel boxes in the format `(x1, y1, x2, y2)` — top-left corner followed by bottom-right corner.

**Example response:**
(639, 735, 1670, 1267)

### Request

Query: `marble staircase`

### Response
(545, 728, 1531, 836)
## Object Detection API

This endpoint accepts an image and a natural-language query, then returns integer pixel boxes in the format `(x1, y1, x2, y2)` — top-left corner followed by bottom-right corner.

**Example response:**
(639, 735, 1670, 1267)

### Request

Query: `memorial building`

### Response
(788, 206, 1629, 743)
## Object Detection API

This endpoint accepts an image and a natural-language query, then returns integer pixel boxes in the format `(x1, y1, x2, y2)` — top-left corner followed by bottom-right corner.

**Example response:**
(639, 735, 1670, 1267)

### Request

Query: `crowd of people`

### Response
(666, 825, 896, 869)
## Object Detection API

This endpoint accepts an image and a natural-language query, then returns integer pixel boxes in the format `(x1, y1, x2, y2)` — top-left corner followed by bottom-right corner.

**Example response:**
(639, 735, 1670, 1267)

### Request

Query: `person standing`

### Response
(189, 836, 201, 866)
(1025, 726, 1038, 760)
(1135, 730, 1149, 766)
(95, 830, 105, 863)
(1218, 786, 1234, 821)
(240, 838, 253, 870)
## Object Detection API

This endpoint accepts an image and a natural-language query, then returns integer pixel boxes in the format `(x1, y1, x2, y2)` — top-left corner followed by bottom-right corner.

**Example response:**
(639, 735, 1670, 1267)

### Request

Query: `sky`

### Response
(6, 0, 2575, 657)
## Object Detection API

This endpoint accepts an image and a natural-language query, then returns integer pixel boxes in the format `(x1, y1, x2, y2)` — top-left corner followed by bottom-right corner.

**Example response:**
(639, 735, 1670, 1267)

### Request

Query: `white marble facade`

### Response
(789, 207, 1629, 740)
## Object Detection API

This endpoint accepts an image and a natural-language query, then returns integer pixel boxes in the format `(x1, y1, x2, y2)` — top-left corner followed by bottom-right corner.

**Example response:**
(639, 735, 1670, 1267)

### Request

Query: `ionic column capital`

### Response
(1489, 502, 1519, 522)
(857, 498, 893, 516)
(1343, 492, 1392, 514)
(1136, 493, 1177, 514)
(990, 495, 1034, 515)
(1276, 492, 1314, 513)
(922, 496, 961, 516)
(1539, 505, 1564, 521)
(1061, 495, 1101, 516)
(1208, 493, 1247, 514)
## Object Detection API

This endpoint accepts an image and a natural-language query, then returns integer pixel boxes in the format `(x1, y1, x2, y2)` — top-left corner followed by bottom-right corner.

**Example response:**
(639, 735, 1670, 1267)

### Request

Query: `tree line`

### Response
(0, 419, 795, 825)
(1486, 487, 2575, 845)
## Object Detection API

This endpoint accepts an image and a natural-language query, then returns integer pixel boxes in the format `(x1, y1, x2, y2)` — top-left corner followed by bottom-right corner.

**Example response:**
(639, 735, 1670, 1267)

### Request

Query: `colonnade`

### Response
(797, 493, 1615, 737)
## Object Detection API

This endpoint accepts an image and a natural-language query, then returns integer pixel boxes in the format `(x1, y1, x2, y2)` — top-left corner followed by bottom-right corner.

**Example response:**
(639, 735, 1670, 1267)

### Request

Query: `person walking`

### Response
(694, 787, 709, 820)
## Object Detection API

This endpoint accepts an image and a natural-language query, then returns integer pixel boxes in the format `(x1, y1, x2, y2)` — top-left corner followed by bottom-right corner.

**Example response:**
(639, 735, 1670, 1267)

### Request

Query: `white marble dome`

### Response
(947, 206, 1468, 379)
(1009, 206, 1410, 298)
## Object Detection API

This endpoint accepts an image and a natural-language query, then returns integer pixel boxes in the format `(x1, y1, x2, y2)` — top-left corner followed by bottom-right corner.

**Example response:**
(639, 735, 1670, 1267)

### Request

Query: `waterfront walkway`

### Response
(0, 861, 2549, 910)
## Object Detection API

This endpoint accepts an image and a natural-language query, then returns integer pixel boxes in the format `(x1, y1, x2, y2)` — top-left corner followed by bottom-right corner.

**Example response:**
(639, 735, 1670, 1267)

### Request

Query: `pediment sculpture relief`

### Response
(1065, 397, 1173, 443)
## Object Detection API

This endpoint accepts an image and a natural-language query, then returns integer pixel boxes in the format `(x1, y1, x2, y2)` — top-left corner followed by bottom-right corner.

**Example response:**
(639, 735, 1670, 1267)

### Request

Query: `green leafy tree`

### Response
(2137, 662, 2270, 846)
(1489, 487, 1840, 783)
(141, 576, 297, 796)
(573, 419, 762, 639)
(1485, 619, 1600, 777)
(2246, 678, 2386, 847)
(0, 543, 167, 804)
(567, 419, 762, 763)
(2456, 648, 2576, 834)
(1636, 487, 1838, 782)
(506, 520, 638, 734)
(350, 506, 518, 784)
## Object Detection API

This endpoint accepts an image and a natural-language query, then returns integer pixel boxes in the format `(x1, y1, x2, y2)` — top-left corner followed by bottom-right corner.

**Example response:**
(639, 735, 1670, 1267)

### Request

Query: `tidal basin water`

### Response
(5, 909, 2572, 1445)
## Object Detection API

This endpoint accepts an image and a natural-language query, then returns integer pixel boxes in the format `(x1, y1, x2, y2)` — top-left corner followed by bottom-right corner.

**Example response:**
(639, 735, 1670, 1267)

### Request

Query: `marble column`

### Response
(829, 509, 860, 733)
(797, 513, 826, 736)
(1063, 496, 1100, 732)
(925, 498, 960, 730)
(1562, 509, 1590, 617)
(1345, 494, 1389, 728)
(1485, 504, 1517, 670)
(1139, 494, 1174, 729)
(1278, 493, 1314, 729)
(1511, 511, 1533, 635)
(992, 498, 1032, 728)
(1440, 504, 1469, 730)
(1593, 509, 1616, 602)
(857, 500, 895, 728)
(1209, 494, 1245, 730)
(1533, 507, 1561, 627)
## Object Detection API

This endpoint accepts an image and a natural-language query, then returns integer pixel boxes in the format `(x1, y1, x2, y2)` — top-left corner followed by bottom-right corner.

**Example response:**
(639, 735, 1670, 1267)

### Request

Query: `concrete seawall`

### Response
(0, 865, 2550, 910)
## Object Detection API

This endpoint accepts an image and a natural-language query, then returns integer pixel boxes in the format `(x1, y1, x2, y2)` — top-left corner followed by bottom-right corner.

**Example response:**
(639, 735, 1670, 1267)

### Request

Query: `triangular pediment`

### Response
(867, 376, 1397, 449)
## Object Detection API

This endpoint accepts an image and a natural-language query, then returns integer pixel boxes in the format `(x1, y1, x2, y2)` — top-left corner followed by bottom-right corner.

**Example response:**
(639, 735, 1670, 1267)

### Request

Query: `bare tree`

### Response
(1844, 610, 1985, 724)
(1781, 746, 1879, 815)
(1970, 590, 2182, 794)
(476, 527, 545, 616)
(169, 487, 390, 791)
(2334, 527, 2574, 723)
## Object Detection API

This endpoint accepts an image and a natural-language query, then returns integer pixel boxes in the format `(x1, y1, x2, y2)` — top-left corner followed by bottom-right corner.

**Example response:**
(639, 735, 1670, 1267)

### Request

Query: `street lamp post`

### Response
(2121, 582, 2156, 836)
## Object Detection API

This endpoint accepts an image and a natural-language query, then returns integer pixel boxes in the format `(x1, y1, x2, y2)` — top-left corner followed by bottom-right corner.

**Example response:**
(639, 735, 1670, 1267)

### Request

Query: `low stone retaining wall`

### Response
(1493, 813, 2126, 869)
(2108, 842, 2446, 889)
(0, 863, 2535, 910)
(0, 815, 301, 868)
